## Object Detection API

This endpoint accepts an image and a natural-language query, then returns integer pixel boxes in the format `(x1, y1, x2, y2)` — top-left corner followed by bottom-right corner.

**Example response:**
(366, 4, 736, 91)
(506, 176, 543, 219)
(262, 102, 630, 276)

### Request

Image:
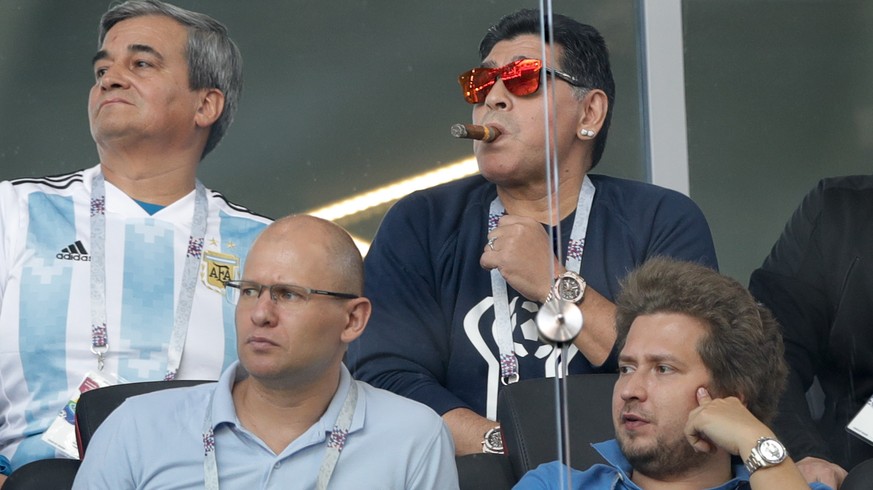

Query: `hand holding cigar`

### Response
(451, 123, 501, 142)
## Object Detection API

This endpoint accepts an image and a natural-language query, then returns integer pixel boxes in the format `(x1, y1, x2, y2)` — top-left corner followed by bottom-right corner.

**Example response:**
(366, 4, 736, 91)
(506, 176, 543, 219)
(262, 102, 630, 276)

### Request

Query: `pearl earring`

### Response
(579, 129, 596, 138)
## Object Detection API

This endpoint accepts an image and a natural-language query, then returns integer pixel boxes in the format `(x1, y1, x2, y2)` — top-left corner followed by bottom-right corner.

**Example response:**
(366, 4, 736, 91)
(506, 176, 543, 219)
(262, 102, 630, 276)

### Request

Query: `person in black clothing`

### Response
(748, 175, 873, 489)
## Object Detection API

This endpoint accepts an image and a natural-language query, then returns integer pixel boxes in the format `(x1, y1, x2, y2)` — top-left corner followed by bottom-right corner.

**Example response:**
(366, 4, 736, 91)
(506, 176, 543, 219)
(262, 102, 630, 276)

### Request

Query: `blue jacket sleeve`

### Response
(346, 194, 470, 416)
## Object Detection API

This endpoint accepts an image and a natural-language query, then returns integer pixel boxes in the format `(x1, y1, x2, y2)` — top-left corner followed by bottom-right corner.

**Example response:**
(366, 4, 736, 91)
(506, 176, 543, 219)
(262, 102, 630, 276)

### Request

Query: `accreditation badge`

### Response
(42, 370, 119, 458)
(201, 249, 240, 293)
(848, 395, 873, 446)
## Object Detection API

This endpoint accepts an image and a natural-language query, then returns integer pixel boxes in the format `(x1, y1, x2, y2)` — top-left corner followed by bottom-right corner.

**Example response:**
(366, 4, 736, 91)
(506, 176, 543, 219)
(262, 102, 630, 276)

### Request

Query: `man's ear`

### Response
(340, 297, 371, 344)
(575, 88, 608, 140)
(194, 88, 225, 128)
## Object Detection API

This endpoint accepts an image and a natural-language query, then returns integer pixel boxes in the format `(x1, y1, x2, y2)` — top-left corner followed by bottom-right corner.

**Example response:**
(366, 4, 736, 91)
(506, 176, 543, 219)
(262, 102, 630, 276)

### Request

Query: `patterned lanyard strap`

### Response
(201, 380, 359, 490)
(89, 172, 208, 379)
(488, 176, 595, 384)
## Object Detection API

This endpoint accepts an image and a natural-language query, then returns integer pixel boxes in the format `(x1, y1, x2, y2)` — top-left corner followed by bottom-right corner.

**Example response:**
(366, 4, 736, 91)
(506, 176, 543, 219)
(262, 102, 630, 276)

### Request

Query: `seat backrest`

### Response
(75, 379, 210, 458)
(456, 453, 516, 490)
(498, 373, 618, 481)
(4, 458, 81, 490)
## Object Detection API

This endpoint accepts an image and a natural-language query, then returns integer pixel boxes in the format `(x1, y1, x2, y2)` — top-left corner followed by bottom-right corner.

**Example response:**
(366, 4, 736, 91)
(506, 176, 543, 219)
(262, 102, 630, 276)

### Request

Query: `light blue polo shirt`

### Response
(73, 362, 458, 489)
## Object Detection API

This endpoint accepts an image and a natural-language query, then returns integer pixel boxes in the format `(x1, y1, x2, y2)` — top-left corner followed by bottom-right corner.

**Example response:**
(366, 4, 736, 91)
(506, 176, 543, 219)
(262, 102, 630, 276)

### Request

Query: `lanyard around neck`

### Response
(201, 379, 359, 490)
(488, 176, 595, 384)
(89, 172, 208, 379)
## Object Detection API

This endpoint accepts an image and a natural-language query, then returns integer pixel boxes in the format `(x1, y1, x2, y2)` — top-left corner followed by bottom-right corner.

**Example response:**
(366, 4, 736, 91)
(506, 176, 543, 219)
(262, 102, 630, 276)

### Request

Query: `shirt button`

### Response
(274, 462, 281, 469)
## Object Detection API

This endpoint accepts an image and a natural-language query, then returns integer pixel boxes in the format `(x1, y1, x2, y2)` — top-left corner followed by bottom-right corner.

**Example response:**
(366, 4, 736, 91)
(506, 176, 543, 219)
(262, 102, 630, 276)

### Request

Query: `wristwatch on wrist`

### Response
(554, 271, 586, 304)
(482, 426, 505, 454)
(744, 437, 787, 475)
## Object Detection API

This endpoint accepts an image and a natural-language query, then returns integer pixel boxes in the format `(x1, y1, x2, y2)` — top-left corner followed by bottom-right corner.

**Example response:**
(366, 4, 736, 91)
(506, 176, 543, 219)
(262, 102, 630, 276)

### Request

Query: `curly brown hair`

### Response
(615, 257, 787, 424)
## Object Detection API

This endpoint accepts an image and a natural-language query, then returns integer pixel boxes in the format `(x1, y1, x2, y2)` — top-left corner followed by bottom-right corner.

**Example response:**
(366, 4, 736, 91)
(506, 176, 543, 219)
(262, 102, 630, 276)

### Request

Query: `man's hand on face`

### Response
(480, 214, 560, 303)
(683, 387, 772, 457)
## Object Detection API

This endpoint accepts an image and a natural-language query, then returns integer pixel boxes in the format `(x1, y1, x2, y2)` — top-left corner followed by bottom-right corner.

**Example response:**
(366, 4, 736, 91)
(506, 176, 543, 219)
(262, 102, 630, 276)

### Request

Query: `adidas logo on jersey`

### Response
(56, 240, 91, 261)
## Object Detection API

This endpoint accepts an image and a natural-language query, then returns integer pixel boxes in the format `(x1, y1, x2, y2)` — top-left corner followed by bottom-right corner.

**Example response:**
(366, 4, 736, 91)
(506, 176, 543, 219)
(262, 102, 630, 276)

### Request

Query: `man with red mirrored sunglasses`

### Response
(347, 8, 718, 455)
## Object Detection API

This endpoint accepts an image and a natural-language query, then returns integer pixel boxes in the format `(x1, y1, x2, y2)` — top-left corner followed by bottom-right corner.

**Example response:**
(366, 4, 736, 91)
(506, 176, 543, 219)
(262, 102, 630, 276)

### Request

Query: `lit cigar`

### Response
(451, 123, 501, 142)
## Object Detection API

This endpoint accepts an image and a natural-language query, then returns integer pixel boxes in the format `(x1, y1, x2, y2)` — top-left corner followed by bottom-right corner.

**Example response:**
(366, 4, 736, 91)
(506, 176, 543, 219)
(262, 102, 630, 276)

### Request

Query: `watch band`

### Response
(744, 437, 787, 475)
(744, 450, 764, 475)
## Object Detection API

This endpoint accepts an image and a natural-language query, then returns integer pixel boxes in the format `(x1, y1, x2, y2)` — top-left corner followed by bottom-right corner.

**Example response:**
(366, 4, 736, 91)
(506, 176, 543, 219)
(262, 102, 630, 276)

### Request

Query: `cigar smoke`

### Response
(450, 123, 501, 142)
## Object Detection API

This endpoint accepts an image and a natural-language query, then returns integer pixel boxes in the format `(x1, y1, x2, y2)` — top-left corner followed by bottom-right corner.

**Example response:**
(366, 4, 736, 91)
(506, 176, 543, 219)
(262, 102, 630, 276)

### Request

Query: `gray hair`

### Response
(99, 0, 242, 159)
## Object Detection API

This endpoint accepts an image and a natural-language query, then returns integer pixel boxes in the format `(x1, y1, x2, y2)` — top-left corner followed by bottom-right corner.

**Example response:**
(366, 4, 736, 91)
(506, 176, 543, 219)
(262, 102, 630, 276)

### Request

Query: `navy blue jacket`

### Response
(347, 174, 718, 419)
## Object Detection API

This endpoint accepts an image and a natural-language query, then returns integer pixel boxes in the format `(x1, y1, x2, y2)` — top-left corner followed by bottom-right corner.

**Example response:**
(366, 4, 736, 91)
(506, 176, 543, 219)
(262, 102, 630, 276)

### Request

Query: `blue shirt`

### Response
(73, 362, 459, 489)
(514, 439, 832, 490)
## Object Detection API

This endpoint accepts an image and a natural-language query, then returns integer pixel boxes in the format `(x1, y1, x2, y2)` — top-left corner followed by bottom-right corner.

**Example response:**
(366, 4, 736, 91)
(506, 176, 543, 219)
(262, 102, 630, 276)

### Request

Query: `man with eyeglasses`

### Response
(73, 215, 458, 489)
(0, 0, 270, 481)
(347, 8, 718, 455)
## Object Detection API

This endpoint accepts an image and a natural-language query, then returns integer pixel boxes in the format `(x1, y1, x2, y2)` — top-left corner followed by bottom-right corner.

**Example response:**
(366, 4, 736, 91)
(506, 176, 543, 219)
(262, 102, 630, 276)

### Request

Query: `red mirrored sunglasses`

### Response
(458, 58, 581, 104)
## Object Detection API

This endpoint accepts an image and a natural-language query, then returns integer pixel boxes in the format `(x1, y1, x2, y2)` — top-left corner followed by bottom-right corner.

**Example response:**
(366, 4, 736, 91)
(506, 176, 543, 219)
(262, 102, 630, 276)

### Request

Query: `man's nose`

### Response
(248, 287, 279, 326)
(98, 64, 130, 90)
(484, 77, 512, 110)
(619, 372, 647, 401)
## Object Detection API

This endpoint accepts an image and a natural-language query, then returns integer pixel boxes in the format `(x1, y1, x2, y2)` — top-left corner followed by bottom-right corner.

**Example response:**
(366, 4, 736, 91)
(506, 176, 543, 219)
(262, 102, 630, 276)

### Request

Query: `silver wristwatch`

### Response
(482, 426, 505, 454)
(744, 437, 787, 475)
(553, 271, 586, 304)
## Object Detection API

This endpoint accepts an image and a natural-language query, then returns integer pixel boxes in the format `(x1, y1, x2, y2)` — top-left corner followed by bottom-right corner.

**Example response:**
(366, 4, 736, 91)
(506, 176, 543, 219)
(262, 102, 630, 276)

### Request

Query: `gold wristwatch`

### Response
(554, 271, 586, 304)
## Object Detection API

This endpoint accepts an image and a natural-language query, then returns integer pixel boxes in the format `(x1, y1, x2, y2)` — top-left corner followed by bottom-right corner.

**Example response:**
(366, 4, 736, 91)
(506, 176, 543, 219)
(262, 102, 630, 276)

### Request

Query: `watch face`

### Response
(759, 439, 786, 463)
(484, 428, 504, 453)
(558, 277, 582, 301)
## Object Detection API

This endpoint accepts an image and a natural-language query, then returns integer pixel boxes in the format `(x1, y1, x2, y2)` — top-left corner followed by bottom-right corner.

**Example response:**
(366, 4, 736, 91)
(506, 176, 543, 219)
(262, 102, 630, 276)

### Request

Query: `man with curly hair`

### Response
(516, 258, 829, 489)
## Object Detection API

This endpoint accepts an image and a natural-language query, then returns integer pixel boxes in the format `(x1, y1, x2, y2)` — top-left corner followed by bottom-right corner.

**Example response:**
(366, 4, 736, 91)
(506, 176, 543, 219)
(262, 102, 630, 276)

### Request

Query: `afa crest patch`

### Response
(200, 250, 240, 293)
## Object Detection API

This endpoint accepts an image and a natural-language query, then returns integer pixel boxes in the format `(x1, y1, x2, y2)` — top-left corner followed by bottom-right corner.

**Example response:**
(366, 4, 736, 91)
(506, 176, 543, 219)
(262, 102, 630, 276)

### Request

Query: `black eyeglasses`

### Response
(224, 280, 358, 308)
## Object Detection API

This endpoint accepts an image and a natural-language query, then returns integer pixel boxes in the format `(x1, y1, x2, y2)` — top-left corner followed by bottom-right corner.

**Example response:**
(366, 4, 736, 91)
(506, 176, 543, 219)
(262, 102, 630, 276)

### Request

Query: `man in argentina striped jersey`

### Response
(0, 1, 271, 481)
